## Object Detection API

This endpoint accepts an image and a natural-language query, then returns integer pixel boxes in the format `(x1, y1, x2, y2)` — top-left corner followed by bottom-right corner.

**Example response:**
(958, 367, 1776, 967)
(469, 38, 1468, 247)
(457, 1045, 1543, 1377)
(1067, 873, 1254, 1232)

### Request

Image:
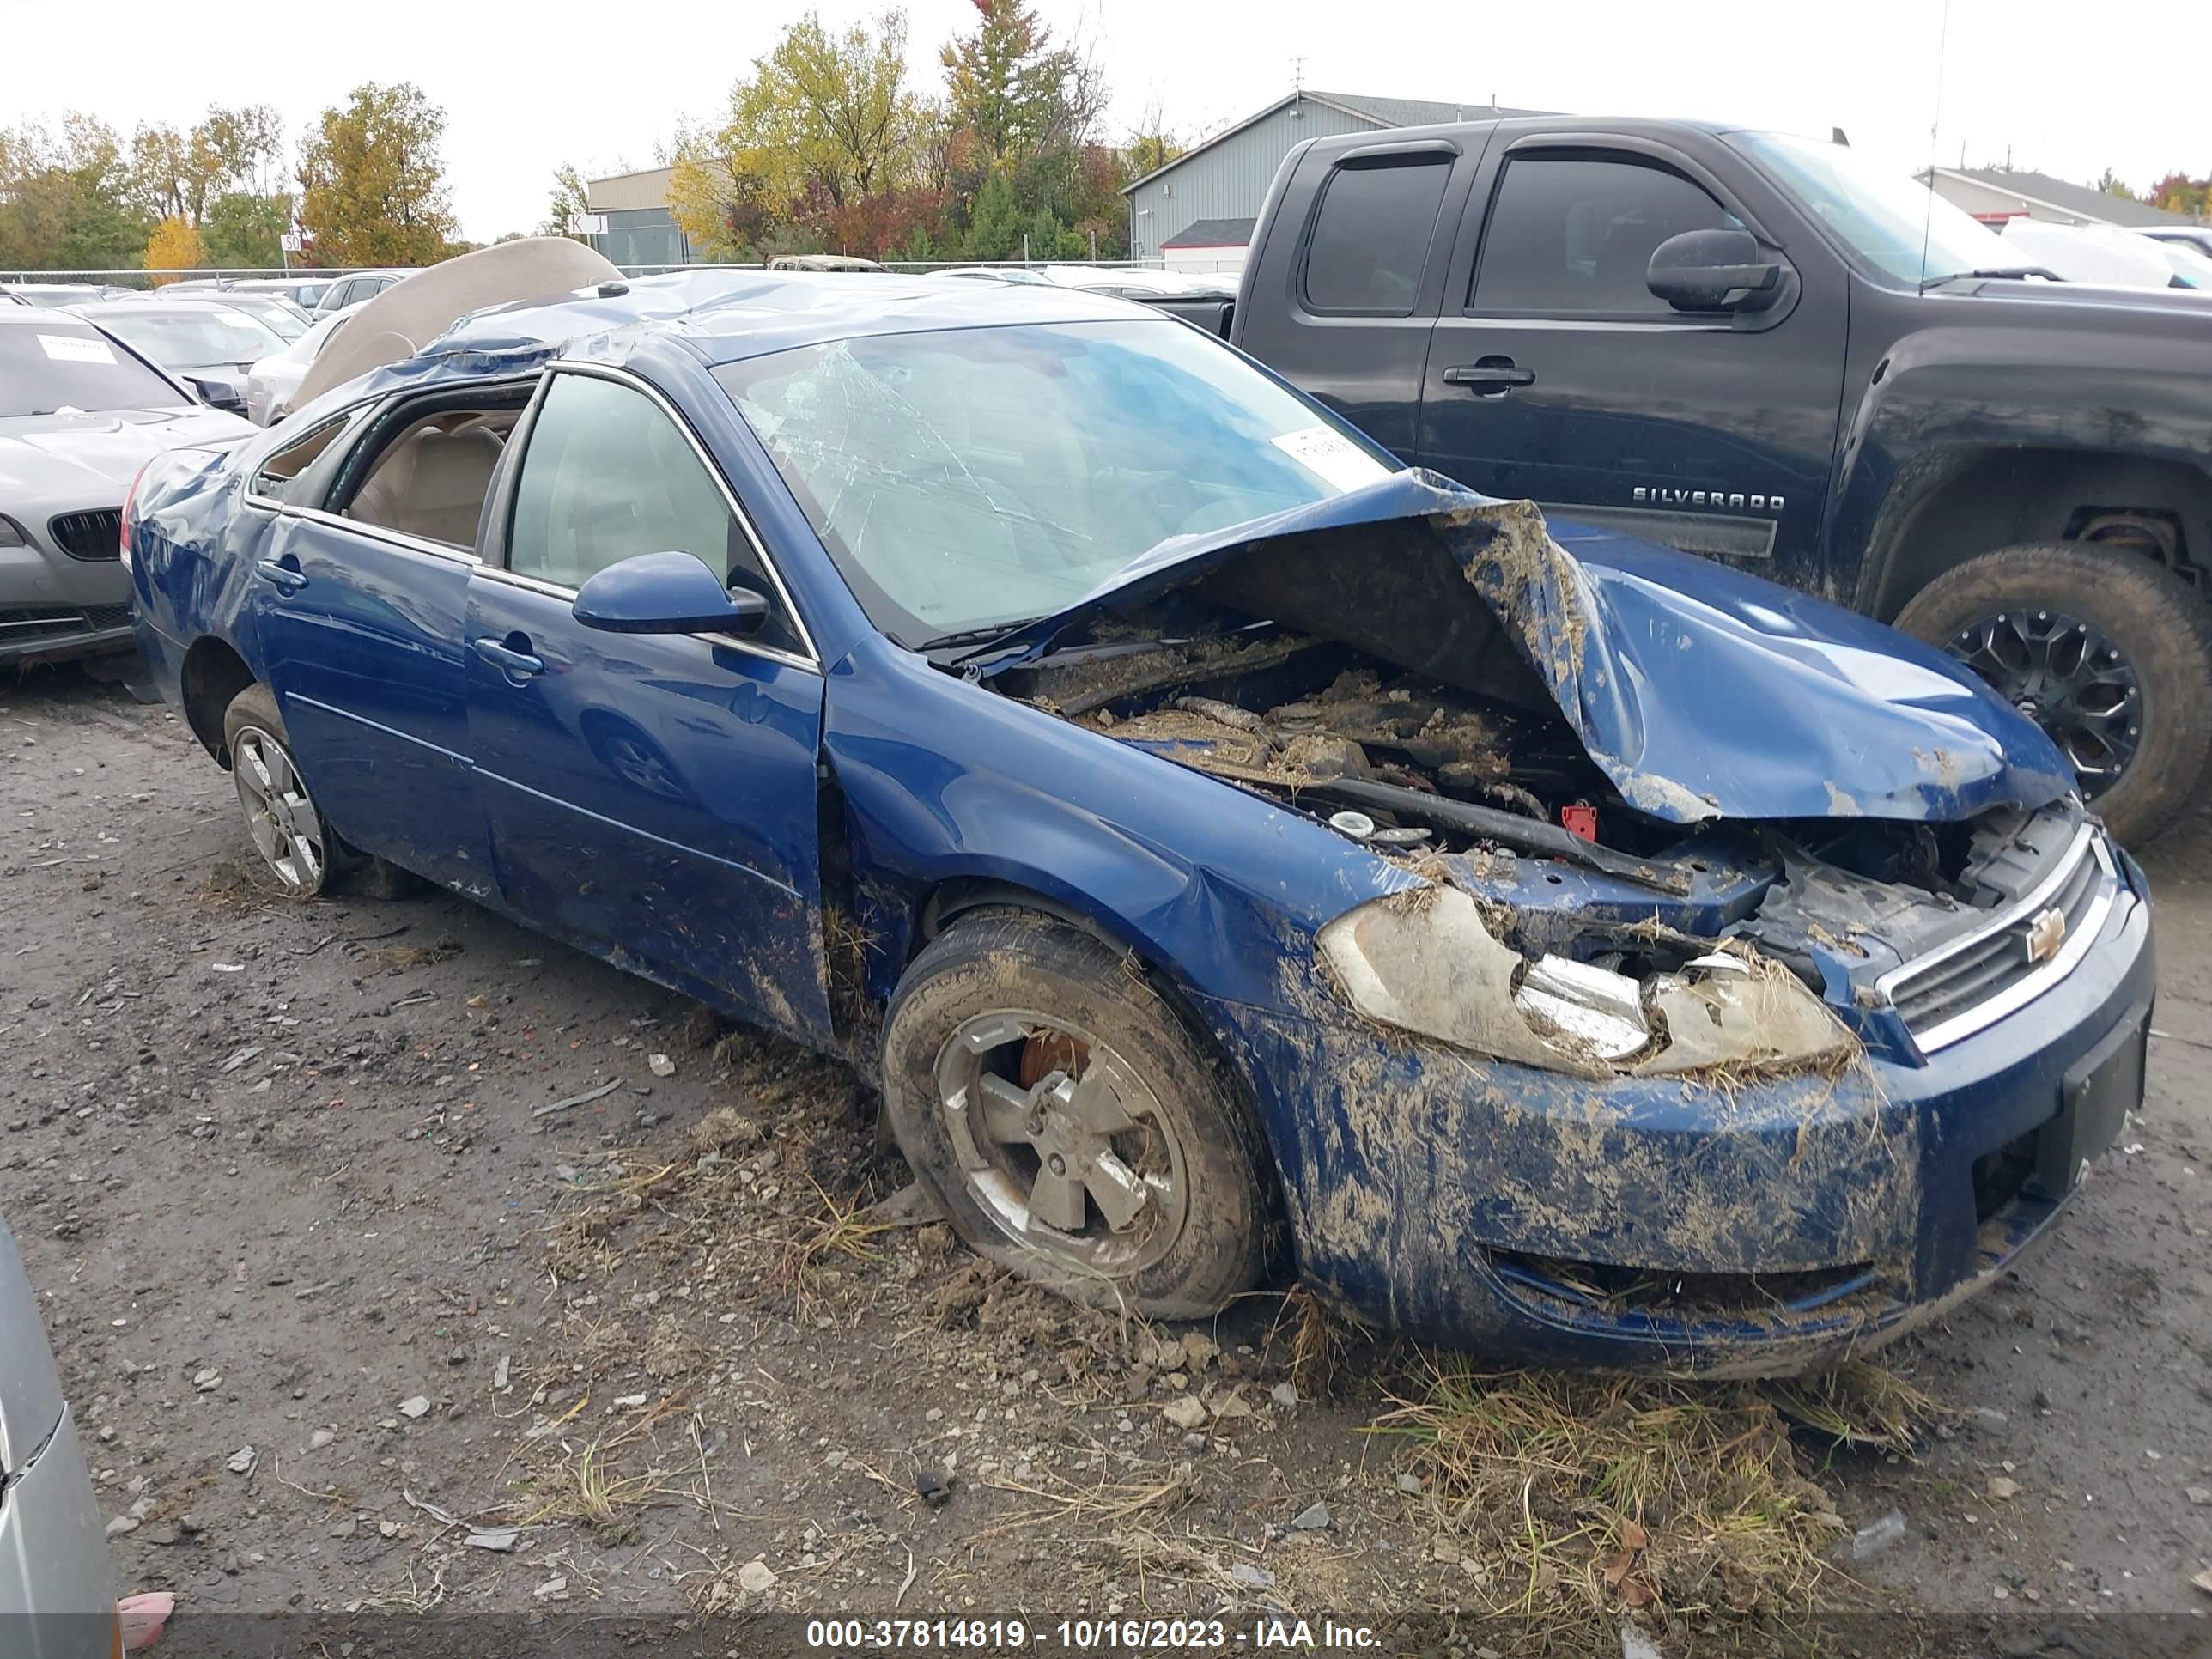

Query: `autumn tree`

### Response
(2147, 172, 2211, 218)
(296, 82, 459, 265)
(672, 10, 922, 257)
(142, 215, 206, 278)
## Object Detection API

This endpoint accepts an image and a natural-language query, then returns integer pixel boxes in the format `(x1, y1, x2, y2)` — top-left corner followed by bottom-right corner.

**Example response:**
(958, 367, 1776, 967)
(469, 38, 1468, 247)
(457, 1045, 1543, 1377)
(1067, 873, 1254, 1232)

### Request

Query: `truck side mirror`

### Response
(1647, 228, 1787, 313)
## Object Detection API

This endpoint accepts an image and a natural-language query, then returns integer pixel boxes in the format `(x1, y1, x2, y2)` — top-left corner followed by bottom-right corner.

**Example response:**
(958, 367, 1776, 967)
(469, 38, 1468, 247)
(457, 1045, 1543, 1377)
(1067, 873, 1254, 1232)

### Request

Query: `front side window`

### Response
(0, 322, 191, 416)
(1303, 157, 1451, 313)
(1473, 155, 1735, 315)
(506, 372, 800, 653)
(714, 318, 1399, 647)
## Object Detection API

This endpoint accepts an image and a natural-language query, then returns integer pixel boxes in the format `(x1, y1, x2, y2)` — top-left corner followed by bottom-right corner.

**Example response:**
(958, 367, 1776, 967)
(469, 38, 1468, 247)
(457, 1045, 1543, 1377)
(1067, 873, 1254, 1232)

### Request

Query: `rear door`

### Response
(246, 404, 495, 894)
(1416, 137, 1847, 589)
(1236, 140, 1473, 460)
(463, 364, 834, 1044)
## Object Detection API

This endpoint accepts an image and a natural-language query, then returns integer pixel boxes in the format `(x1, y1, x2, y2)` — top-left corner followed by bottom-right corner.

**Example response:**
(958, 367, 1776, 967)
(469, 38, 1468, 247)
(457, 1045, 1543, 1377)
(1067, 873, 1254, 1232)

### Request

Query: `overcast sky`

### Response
(9, 0, 2207, 243)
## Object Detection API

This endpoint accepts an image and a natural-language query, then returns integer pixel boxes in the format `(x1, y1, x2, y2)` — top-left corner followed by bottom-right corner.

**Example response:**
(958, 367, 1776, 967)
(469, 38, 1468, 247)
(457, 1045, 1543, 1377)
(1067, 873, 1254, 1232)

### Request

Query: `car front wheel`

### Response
(881, 909, 1271, 1320)
(1893, 541, 2212, 845)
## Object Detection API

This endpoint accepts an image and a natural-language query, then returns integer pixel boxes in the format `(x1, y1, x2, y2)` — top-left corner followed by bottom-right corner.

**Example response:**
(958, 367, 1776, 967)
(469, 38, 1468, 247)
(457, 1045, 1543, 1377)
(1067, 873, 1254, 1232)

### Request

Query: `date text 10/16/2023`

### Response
(804, 1620, 1385, 1651)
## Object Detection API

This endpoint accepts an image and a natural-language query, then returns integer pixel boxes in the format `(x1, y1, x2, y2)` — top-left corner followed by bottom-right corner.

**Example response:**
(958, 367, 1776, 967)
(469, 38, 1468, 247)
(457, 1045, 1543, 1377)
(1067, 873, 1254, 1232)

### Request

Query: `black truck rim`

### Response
(1942, 609, 2142, 799)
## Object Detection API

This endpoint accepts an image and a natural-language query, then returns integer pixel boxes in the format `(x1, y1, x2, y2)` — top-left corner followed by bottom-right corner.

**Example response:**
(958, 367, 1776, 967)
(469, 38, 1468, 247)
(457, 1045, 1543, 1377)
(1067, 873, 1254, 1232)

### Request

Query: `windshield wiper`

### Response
(920, 621, 1045, 663)
(1923, 264, 2063, 288)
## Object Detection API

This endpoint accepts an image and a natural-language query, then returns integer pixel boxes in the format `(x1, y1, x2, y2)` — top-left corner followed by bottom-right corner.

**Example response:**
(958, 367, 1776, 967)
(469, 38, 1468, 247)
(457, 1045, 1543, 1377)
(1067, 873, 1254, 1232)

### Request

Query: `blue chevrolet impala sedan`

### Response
(120, 251, 2154, 1374)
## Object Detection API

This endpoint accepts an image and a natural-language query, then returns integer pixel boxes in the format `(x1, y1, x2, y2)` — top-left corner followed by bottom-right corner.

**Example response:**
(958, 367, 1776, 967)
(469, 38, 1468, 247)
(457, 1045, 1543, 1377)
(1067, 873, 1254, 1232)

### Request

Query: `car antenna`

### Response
(1917, 0, 1951, 295)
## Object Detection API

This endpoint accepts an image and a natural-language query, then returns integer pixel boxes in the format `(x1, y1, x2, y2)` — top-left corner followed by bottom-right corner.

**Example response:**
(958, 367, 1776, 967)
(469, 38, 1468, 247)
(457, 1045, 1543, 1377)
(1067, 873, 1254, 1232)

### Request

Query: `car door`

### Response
(245, 404, 496, 894)
(1417, 138, 1847, 591)
(463, 364, 835, 1044)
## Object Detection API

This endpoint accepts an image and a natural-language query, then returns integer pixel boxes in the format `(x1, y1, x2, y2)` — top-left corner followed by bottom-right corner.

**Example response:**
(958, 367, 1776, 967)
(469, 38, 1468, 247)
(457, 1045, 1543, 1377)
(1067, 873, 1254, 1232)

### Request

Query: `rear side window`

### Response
(250, 411, 361, 502)
(1472, 155, 1735, 316)
(1303, 157, 1452, 314)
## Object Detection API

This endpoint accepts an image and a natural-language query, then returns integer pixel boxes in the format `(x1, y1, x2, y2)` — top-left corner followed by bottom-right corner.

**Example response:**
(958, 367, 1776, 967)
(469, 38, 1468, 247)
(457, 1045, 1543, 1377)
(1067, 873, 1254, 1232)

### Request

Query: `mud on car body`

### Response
(120, 249, 2152, 1374)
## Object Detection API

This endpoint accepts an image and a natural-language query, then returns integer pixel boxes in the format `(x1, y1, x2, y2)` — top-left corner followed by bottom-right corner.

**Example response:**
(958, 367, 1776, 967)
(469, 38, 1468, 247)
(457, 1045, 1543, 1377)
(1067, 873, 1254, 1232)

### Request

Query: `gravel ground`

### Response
(3, 664, 2208, 1650)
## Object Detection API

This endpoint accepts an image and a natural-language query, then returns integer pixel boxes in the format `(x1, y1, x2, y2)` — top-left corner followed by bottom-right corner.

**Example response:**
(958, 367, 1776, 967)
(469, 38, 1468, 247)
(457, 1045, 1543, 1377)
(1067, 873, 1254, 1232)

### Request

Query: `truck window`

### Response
(1472, 155, 1735, 316)
(1303, 157, 1451, 315)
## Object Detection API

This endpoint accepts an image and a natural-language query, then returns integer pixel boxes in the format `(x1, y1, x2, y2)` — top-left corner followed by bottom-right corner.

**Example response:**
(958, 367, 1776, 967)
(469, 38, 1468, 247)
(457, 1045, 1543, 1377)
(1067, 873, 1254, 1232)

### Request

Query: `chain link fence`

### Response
(3, 259, 1170, 293)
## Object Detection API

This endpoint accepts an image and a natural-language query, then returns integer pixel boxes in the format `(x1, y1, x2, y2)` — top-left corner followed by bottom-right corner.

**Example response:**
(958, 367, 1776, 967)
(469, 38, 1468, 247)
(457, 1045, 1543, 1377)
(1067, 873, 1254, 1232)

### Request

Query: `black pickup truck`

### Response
(1160, 117, 2212, 844)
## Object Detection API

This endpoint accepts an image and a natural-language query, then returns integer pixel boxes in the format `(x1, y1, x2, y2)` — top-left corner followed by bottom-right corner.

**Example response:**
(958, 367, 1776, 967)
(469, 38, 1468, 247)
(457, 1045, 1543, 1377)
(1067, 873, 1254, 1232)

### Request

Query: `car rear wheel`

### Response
(1893, 541, 2212, 845)
(881, 909, 1270, 1320)
(222, 684, 354, 896)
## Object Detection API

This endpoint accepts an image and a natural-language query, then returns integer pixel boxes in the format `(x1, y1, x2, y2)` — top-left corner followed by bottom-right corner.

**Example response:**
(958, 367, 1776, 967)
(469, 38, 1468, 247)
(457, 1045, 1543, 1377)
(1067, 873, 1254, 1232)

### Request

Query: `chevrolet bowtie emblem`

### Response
(2024, 907, 2067, 966)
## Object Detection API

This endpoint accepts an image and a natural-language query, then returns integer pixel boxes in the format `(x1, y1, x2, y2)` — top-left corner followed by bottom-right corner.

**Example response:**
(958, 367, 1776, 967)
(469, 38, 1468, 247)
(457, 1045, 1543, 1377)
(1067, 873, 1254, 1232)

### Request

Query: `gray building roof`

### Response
(1124, 89, 1552, 196)
(1163, 216, 1256, 248)
(1930, 167, 2194, 228)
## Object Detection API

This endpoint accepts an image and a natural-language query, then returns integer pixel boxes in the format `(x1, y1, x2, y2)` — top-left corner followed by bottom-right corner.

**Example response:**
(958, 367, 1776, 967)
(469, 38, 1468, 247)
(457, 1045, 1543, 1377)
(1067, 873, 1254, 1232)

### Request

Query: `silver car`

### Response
(0, 1215, 116, 1658)
(2, 306, 254, 666)
(244, 301, 363, 426)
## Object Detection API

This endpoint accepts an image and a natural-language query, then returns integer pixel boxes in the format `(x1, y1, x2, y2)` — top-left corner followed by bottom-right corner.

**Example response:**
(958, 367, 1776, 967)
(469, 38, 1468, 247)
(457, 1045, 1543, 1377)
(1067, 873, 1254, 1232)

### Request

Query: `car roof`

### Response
(0, 305, 102, 327)
(432, 267, 1154, 371)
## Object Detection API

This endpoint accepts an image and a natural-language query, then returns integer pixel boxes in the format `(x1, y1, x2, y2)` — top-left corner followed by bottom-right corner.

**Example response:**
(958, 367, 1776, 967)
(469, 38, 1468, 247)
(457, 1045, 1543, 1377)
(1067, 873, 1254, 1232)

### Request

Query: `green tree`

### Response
(963, 171, 1022, 258)
(296, 82, 459, 265)
(0, 116, 149, 270)
(544, 163, 593, 238)
(2096, 167, 2137, 201)
(939, 0, 1106, 173)
(201, 190, 293, 265)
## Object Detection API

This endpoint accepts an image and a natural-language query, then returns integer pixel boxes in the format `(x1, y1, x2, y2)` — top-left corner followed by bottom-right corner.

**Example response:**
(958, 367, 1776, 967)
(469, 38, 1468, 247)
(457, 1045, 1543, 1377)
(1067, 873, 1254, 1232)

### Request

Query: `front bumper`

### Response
(3, 541, 132, 666)
(1209, 854, 2155, 1375)
(0, 1407, 118, 1656)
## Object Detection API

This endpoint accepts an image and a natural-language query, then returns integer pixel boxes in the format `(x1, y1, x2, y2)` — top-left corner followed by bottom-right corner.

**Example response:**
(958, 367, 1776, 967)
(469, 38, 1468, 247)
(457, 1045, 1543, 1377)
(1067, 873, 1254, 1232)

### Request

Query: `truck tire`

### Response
(881, 908, 1271, 1321)
(1893, 541, 2212, 844)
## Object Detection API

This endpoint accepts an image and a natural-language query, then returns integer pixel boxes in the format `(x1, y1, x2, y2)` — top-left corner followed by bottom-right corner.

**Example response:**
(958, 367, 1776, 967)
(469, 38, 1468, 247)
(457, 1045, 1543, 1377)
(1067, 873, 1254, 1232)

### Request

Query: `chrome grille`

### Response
(48, 507, 123, 561)
(1878, 823, 2118, 1052)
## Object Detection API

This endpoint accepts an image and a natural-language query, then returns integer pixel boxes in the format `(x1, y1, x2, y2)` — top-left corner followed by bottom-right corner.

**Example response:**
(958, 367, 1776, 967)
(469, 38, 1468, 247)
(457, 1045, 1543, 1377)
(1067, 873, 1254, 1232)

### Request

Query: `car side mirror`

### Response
(180, 374, 246, 415)
(572, 550, 768, 635)
(1647, 228, 1787, 313)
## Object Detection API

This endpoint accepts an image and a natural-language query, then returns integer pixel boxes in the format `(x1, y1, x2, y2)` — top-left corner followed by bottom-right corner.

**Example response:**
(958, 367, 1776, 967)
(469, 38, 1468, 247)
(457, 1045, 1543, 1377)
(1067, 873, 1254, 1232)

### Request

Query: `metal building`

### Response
(583, 167, 695, 269)
(1125, 90, 1550, 270)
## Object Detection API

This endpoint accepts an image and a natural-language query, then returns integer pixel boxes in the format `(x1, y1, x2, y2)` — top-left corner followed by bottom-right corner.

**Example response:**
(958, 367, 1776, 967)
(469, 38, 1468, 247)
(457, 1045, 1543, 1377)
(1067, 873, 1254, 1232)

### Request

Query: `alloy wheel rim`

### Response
(231, 726, 326, 890)
(932, 1009, 1188, 1278)
(1942, 609, 2142, 796)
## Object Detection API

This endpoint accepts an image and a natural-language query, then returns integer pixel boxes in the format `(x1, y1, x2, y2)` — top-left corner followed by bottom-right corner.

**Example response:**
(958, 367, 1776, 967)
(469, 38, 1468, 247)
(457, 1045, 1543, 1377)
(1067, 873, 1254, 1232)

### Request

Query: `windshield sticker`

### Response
(1272, 425, 1391, 493)
(39, 333, 117, 366)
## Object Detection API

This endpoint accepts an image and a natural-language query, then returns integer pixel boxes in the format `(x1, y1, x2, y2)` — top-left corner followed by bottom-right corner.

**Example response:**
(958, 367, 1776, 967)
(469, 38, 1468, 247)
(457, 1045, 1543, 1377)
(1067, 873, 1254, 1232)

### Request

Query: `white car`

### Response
(246, 301, 365, 426)
(1996, 219, 2193, 289)
(0, 1214, 116, 1657)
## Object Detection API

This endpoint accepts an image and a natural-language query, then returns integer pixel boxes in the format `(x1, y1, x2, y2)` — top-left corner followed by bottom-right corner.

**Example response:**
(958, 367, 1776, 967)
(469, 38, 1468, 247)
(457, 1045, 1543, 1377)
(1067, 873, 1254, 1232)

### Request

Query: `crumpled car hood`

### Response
(978, 472, 2073, 824)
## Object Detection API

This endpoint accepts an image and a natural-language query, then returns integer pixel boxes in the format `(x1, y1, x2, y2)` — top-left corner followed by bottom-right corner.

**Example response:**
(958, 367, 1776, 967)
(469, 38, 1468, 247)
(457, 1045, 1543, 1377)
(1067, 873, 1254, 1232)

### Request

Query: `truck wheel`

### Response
(881, 909, 1270, 1321)
(1894, 542, 2212, 844)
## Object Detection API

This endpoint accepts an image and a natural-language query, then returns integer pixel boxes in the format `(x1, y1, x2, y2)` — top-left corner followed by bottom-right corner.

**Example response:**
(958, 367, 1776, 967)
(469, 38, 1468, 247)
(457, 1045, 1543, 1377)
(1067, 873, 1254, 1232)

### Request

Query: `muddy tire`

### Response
(1893, 542, 2212, 845)
(881, 910, 1269, 1321)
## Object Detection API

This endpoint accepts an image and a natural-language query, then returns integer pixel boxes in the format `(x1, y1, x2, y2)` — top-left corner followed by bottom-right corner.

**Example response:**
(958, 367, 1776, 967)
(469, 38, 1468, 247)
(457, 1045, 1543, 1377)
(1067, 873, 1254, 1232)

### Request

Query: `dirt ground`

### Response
(3, 663, 2208, 1651)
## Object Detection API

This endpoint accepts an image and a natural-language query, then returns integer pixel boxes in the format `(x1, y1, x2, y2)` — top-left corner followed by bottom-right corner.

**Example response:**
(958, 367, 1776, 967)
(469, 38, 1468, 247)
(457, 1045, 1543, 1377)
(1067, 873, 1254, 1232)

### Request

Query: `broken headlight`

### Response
(1316, 885, 1856, 1077)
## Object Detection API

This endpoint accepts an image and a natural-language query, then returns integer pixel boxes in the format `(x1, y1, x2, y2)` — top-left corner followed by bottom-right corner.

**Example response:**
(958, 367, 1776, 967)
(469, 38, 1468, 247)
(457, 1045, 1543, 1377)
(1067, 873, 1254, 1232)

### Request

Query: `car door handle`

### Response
(253, 557, 308, 593)
(471, 636, 544, 678)
(1442, 360, 1536, 394)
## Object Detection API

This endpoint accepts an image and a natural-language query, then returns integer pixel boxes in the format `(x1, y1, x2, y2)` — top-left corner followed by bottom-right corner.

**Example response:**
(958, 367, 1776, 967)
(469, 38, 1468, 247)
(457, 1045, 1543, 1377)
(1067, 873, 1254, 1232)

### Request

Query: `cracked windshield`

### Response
(714, 318, 1395, 647)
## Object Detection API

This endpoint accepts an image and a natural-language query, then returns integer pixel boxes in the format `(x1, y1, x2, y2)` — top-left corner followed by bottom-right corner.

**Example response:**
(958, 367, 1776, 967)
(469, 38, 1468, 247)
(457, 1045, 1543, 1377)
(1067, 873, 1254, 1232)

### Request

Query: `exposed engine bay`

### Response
(988, 615, 2098, 1068)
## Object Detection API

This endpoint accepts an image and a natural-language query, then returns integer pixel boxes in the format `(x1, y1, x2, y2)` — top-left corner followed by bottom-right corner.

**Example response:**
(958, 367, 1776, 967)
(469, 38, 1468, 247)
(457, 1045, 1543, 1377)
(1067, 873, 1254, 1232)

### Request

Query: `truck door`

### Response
(1415, 137, 1846, 592)
(1236, 139, 1472, 461)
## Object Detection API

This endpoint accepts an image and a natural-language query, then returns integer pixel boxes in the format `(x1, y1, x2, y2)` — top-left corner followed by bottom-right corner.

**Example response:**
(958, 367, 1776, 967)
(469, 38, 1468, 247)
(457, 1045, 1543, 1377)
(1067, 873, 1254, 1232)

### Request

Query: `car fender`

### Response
(822, 637, 1417, 1018)
(1833, 318, 2212, 617)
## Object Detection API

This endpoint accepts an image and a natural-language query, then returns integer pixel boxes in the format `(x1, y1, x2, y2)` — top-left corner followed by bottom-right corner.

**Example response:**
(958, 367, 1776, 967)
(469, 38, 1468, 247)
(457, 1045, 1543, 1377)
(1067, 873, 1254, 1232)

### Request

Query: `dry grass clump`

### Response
(1764, 1360, 1954, 1455)
(1372, 1358, 1862, 1639)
